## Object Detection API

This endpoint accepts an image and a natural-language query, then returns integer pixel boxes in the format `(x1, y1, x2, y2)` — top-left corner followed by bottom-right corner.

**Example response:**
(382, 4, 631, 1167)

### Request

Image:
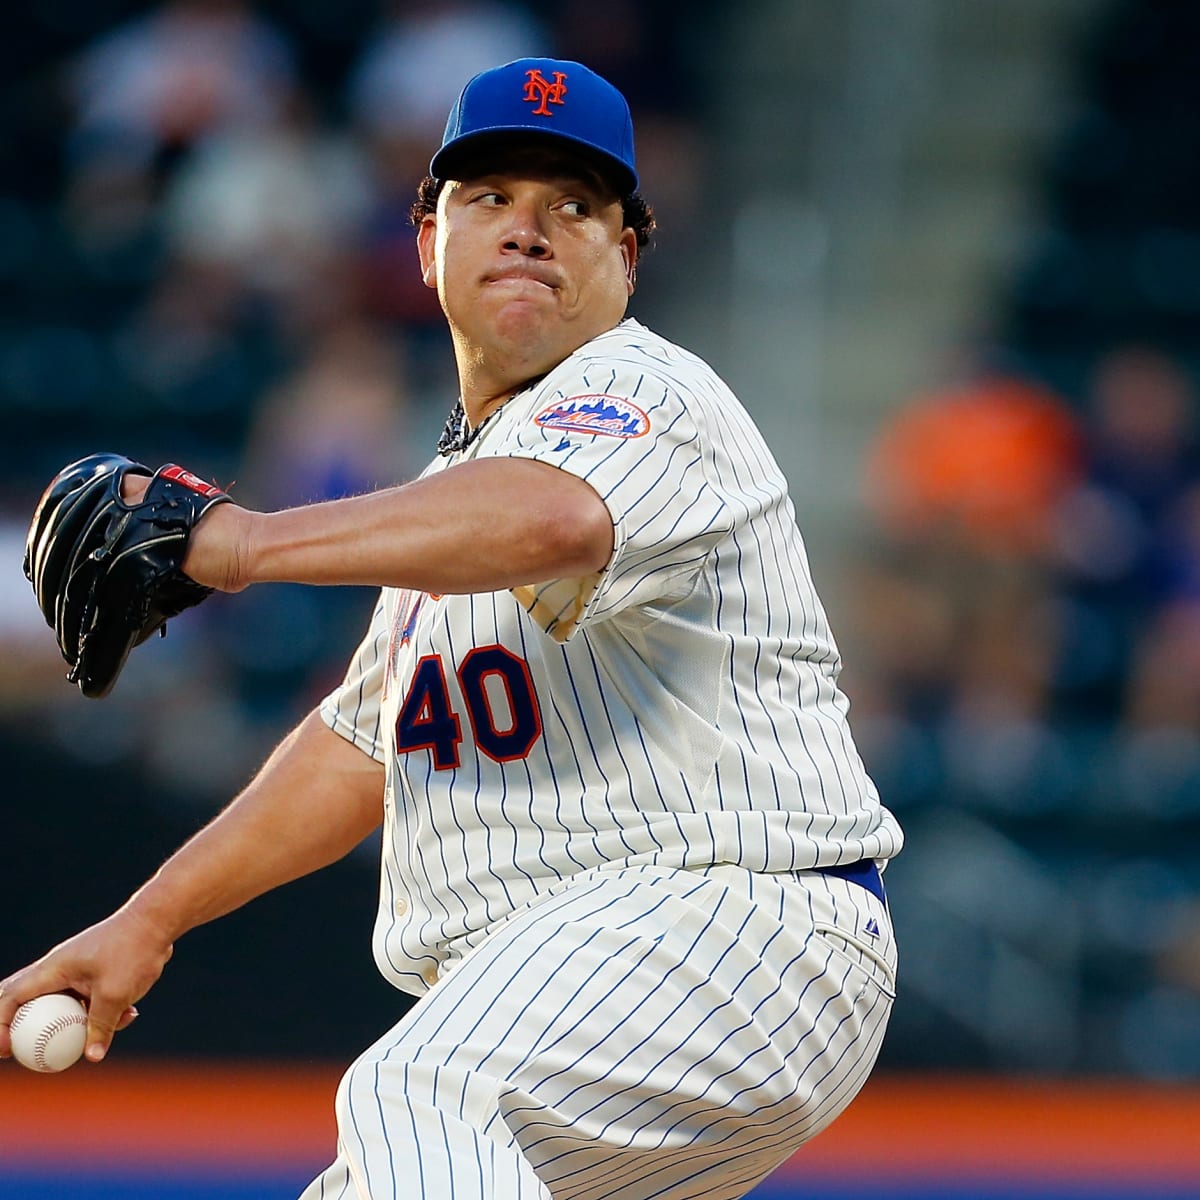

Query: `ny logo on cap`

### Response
(523, 68, 567, 116)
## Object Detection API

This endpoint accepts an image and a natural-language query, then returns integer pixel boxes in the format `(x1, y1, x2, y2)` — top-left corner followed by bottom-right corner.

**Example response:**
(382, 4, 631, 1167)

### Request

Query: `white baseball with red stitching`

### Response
(10, 993, 88, 1073)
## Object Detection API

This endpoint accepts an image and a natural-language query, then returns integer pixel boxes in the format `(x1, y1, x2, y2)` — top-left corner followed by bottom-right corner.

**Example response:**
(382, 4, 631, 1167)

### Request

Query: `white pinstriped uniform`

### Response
(303, 318, 902, 1200)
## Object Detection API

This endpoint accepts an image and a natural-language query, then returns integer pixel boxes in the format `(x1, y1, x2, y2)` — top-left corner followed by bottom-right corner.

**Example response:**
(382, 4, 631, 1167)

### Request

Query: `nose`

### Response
(501, 200, 551, 257)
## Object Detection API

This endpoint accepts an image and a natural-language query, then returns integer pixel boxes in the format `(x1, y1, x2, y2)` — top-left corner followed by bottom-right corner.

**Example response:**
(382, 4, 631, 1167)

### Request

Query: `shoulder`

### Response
(528, 321, 737, 431)
(575, 320, 728, 393)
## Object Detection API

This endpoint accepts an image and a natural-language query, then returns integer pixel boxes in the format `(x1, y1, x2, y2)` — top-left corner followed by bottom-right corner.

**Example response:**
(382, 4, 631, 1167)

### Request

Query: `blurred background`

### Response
(2, 0, 1200, 1196)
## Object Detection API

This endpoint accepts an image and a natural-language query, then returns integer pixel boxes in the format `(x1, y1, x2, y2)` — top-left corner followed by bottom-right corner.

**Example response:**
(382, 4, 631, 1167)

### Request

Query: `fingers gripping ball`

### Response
(10, 994, 89, 1073)
(24, 453, 230, 698)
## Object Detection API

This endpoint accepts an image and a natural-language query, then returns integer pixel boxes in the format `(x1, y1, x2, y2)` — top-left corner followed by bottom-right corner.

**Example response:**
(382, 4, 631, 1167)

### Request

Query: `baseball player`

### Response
(1, 58, 901, 1200)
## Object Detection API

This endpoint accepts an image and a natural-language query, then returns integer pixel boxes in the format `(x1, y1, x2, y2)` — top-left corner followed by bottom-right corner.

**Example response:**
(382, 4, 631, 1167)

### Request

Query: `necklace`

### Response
(435, 387, 532, 456)
(436, 399, 505, 456)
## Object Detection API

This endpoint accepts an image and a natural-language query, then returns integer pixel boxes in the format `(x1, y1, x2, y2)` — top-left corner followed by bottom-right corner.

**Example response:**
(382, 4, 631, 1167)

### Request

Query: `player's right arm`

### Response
(0, 709, 384, 1065)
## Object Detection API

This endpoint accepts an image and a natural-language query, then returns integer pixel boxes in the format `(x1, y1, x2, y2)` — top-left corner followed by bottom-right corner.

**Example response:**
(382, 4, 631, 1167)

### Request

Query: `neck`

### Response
(467, 390, 522, 430)
(451, 316, 627, 426)
(452, 340, 544, 429)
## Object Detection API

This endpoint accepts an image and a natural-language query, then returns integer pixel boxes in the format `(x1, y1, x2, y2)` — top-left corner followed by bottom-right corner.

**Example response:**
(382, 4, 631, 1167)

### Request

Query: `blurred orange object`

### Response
(865, 376, 1083, 554)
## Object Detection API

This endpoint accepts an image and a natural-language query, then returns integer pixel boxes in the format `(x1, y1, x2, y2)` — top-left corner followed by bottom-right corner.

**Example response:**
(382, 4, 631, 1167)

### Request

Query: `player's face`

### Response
(418, 149, 638, 404)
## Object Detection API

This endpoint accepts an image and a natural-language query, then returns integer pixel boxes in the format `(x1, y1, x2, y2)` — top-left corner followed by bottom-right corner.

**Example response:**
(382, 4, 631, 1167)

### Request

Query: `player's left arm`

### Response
(142, 457, 614, 595)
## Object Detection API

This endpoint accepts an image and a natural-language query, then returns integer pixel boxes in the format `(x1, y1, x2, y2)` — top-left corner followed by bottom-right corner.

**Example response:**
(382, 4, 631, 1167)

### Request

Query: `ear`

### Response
(417, 215, 439, 289)
(620, 228, 639, 294)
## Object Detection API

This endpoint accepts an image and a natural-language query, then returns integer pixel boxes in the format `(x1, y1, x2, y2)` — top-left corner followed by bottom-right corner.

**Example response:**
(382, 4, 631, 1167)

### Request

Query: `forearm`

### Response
(186, 457, 614, 594)
(124, 710, 384, 943)
(0, 710, 385, 1062)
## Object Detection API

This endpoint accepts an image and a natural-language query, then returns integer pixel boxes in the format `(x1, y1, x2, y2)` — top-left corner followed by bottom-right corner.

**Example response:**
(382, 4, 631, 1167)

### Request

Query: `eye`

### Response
(470, 191, 505, 207)
(558, 199, 589, 217)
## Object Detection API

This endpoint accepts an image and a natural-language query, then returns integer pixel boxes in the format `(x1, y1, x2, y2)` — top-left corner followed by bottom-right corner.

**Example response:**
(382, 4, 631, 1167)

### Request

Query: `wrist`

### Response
(183, 503, 257, 593)
(120, 882, 190, 949)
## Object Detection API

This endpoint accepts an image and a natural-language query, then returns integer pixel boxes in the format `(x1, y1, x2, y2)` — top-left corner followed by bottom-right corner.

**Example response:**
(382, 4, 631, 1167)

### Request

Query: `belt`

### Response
(816, 859, 887, 906)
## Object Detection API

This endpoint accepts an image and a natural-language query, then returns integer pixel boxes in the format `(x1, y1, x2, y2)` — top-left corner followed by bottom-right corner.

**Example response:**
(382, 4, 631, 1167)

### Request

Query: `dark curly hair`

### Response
(409, 175, 657, 253)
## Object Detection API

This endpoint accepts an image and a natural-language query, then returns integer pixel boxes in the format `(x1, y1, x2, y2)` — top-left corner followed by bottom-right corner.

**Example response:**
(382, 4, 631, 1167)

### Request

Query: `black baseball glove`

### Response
(24, 453, 231, 698)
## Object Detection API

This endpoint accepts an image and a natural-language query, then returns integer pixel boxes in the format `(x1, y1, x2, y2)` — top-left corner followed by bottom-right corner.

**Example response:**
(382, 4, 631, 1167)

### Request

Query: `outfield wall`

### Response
(2, 1067, 1197, 1198)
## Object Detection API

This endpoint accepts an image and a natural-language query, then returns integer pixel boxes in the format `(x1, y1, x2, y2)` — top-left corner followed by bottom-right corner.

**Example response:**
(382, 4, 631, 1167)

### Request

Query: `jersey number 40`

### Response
(395, 646, 542, 769)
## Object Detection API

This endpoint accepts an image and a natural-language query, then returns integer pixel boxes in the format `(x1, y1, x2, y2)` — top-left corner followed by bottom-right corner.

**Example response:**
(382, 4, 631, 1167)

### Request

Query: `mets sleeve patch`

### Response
(533, 394, 650, 439)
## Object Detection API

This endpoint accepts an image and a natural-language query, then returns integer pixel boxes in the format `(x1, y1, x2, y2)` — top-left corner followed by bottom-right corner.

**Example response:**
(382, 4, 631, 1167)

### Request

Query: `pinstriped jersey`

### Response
(321, 318, 902, 996)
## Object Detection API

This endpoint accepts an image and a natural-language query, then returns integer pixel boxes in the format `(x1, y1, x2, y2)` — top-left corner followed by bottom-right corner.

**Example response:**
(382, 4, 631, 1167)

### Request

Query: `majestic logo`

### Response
(534, 394, 650, 439)
(523, 68, 567, 117)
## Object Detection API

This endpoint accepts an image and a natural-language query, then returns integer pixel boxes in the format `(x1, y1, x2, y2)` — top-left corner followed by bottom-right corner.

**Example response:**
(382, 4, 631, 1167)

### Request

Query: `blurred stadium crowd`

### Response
(0, 0, 706, 785)
(0, 0, 710, 1061)
(1, 0, 1198, 1079)
(852, 0, 1200, 1079)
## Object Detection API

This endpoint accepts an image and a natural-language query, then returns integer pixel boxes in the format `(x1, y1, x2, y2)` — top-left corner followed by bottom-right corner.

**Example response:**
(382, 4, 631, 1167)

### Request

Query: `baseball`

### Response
(10, 993, 89, 1073)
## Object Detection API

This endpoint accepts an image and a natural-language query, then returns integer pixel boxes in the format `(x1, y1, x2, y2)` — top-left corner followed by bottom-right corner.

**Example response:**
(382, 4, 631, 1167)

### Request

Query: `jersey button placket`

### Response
(394, 897, 409, 916)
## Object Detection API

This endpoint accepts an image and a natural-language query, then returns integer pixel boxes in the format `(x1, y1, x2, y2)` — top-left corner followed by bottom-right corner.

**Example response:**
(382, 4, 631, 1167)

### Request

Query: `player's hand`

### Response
(0, 908, 174, 1064)
(120, 472, 255, 594)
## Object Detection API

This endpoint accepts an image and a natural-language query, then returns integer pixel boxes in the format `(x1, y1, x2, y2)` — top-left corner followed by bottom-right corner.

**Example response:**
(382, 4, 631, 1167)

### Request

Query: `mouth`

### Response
(485, 269, 559, 291)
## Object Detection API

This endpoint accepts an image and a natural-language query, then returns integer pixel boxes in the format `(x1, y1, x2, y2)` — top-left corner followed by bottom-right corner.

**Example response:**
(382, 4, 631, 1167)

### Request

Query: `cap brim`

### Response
(431, 128, 638, 195)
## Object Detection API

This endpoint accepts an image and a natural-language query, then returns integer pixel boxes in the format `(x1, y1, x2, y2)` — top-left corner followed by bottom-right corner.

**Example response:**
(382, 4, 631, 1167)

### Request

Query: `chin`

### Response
(490, 305, 567, 355)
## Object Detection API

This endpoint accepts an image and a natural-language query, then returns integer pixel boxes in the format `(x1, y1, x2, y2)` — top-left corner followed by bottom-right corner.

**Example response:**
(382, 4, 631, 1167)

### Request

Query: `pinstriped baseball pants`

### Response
(299, 863, 896, 1200)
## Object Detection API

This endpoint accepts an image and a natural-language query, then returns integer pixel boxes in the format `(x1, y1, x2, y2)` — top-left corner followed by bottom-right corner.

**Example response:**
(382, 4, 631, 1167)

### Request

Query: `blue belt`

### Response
(817, 859, 886, 906)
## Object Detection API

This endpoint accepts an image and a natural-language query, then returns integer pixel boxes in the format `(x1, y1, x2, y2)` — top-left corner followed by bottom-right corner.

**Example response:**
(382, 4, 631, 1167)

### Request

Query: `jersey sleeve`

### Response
(495, 368, 732, 640)
(319, 591, 390, 763)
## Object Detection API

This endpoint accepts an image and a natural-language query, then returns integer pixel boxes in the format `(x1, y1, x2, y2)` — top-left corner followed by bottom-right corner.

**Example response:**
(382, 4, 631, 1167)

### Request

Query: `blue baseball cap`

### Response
(431, 58, 638, 194)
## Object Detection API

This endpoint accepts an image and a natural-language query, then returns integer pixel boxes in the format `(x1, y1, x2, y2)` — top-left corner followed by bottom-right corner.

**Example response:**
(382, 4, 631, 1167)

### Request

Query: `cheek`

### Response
(433, 219, 475, 287)
(436, 243, 472, 307)
(579, 246, 633, 306)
